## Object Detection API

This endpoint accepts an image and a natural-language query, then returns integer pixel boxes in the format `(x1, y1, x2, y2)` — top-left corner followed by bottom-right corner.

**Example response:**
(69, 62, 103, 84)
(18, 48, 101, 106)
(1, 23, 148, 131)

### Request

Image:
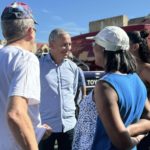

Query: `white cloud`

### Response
(42, 9, 51, 14)
(59, 22, 88, 35)
(36, 22, 88, 42)
(52, 16, 63, 21)
(39, 22, 87, 35)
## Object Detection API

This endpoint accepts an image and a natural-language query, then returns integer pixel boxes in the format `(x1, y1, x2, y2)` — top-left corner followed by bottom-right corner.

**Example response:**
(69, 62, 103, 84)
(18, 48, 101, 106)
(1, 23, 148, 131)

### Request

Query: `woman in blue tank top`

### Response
(91, 26, 150, 150)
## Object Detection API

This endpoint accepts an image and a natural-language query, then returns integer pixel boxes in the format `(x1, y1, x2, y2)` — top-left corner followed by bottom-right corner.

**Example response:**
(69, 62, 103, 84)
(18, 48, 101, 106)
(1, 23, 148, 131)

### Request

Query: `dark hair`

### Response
(104, 50, 137, 73)
(127, 30, 150, 63)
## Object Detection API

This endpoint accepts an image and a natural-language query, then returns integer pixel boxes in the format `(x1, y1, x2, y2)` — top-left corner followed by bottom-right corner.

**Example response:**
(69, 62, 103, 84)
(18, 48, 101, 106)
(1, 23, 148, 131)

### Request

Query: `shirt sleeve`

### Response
(78, 67, 86, 87)
(73, 66, 79, 96)
(8, 55, 41, 105)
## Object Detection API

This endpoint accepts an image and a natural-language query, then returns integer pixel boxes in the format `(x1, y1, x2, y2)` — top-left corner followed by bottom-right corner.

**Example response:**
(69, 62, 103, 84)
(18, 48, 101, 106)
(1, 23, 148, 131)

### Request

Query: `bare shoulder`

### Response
(95, 80, 118, 98)
(94, 80, 118, 107)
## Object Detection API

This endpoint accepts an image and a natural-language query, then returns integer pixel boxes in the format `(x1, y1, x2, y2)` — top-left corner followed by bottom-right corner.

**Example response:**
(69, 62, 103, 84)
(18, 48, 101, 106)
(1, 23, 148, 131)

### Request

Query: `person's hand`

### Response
(42, 124, 52, 140)
(131, 134, 147, 145)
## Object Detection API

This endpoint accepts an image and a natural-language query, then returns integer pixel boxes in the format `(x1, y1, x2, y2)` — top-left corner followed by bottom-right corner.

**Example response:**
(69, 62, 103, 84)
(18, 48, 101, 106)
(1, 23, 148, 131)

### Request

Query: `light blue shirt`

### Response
(78, 67, 86, 87)
(39, 54, 79, 132)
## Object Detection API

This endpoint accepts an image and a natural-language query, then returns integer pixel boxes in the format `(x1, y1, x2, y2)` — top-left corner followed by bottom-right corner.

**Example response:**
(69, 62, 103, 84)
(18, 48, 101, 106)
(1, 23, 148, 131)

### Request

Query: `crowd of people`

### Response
(0, 1, 150, 150)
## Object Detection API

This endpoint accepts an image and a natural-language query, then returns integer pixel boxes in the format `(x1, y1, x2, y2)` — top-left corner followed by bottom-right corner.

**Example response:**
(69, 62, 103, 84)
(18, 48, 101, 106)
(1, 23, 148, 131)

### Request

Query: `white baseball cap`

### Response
(94, 26, 129, 51)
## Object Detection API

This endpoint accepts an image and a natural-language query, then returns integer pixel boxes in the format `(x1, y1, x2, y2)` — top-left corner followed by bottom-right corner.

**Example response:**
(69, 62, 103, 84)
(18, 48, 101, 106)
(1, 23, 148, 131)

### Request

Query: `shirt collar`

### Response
(45, 53, 68, 64)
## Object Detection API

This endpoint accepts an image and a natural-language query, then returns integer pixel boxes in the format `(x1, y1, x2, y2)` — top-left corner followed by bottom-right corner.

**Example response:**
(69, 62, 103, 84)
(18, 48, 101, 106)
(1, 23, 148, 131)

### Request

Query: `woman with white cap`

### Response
(91, 26, 150, 150)
(72, 26, 150, 150)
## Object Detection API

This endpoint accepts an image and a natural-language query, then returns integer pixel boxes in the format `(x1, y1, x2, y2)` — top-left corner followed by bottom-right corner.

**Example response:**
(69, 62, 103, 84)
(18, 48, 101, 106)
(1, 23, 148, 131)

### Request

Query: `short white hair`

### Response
(49, 28, 70, 43)
(1, 19, 35, 41)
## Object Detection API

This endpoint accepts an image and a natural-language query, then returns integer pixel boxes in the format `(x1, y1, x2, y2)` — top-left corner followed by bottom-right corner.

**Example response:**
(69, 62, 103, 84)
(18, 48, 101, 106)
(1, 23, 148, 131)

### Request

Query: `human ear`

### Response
(26, 27, 35, 41)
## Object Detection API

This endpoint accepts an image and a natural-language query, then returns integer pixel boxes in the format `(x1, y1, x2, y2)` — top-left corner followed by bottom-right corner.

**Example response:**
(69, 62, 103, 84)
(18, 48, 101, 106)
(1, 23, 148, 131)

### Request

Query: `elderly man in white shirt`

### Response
(0, 2, 51, 150)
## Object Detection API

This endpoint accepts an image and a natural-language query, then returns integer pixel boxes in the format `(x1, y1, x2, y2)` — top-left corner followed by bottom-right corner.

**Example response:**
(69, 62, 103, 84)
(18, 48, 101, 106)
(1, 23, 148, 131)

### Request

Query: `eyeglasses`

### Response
(33, 28, 36, 32)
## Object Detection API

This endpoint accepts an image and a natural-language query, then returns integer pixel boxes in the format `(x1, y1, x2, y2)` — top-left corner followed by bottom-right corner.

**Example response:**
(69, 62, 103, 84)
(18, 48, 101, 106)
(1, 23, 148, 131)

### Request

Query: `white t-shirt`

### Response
(0, 45, 42, 149)
(0, 44, 3, 49)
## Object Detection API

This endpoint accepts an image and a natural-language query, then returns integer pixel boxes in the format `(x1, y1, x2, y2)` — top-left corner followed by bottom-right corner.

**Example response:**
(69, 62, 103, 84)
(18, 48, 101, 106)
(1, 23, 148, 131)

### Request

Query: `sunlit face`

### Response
(27, 26, 37, 53)
(93, 42, 105, 67)
(31, 27, 37, 53)
(51, 33, 72, 59)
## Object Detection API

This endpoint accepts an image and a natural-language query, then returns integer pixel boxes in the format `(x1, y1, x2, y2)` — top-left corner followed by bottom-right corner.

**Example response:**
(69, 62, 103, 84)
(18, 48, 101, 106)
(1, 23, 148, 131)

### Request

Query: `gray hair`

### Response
(49, 28, 70, 43)
(1, 19, 35, 42)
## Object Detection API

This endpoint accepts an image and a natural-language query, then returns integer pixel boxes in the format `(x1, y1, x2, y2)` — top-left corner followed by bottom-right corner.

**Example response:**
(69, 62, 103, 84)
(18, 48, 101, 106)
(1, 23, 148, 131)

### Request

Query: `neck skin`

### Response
(7, 39, 36, 53)
(135, 56, 143, 69)
(49, 52, 65, 65)
(131, 49, 144, 73)
(6, 27, 36, 53)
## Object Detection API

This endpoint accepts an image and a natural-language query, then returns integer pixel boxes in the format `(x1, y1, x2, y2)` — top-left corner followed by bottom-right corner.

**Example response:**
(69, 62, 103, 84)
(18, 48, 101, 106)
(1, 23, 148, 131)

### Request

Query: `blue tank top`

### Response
(92, 73, 147, 150)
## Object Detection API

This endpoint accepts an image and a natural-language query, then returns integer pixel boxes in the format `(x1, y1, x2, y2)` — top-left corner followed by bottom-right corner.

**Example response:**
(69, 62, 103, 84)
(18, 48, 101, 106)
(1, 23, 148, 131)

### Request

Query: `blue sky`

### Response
(0, 0, 150, 43)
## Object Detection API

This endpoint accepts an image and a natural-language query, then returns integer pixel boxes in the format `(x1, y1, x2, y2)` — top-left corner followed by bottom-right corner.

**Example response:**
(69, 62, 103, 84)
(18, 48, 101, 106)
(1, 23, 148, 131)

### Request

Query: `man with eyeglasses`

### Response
(0, 2, 51, 150)
(39, 28, 79, 150)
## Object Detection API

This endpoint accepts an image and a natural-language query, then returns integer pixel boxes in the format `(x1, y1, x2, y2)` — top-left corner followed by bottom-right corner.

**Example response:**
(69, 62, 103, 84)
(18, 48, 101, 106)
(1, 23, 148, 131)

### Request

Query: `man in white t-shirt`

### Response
(0, 2, 51, 150)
